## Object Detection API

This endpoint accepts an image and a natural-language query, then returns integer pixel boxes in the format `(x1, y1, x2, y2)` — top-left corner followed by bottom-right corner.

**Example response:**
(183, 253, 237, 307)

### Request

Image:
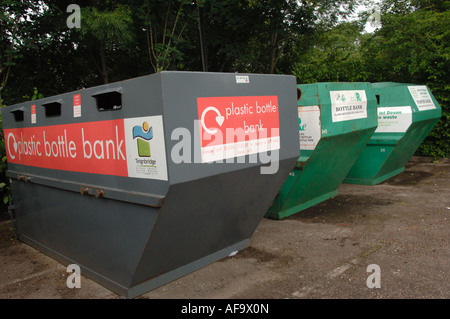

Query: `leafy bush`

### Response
(293, 8, 450, 159)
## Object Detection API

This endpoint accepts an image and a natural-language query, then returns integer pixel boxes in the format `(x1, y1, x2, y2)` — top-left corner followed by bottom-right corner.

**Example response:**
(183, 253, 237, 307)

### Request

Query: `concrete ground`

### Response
(0, 157, 449, 299)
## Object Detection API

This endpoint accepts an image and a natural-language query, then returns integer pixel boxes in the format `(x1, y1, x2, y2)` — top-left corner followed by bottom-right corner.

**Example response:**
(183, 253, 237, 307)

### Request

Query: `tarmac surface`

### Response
(0, 157, 449, 299)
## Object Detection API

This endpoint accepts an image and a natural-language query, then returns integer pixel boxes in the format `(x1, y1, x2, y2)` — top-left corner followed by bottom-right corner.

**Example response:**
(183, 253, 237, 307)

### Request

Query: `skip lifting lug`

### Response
(17, 174, 31, 182)
(80, 187, 89, 195)
(80, 186, 105, 198)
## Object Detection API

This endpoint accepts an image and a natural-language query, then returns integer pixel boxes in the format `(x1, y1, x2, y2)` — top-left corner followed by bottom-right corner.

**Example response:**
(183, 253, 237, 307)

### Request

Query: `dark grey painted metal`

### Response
(160, 71, 301, 184)
(11, 181, 159, 288)
(2, 74, 169, 199)
(2, 71, 300, 298)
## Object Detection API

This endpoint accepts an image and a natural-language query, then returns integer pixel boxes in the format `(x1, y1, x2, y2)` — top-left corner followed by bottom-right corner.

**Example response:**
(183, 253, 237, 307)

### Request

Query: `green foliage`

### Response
(1, 0, 40, 103)
(32, 87, 44, 101)
(0, 84, 46, 208)
(293, 6, 449, 159)
(80, 5, 134, 46)
(366, 8, 450, 159)
(0, 103, 8, 207)
(142, 0, 195, 72)
(79, 4, 134, 84)
(0, 138, 9, 206)
(292, 22, 368, 83)
(21, 87, 44, 101)
(0, 0, 448, 159)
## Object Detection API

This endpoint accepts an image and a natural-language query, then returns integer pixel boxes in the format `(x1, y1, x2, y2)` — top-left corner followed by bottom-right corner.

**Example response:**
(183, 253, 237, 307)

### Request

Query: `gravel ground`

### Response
(0, 157, 448, 300)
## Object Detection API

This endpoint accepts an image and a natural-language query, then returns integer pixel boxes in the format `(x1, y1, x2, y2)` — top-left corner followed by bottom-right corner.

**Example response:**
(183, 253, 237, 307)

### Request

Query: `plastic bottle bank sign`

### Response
(4, 115, 168, 180)
(197, 96, 280, 163)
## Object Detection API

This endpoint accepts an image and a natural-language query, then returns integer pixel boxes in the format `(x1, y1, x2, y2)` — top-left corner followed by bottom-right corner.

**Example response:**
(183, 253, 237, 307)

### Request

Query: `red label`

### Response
(4, 119, 128, 176)
(73, 94, 81, 117)
(31, 105, 36, 124)
(73, 94, 81, 107)
(197, 96, 280, 162)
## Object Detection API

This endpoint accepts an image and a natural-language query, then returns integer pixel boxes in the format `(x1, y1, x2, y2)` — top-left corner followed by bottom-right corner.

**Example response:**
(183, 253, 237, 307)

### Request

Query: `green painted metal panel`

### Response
(266, 82, 378, 220)
(344, 83, 442, 185)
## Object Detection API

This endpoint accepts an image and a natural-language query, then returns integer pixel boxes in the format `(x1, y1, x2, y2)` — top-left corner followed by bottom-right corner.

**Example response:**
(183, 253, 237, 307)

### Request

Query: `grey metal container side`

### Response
(2, 71, 300, 298)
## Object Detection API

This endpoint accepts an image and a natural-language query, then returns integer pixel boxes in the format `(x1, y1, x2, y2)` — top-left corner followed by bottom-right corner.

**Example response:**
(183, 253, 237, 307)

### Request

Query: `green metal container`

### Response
(344, 83, 442, 185)
(265, 82, 378, 220)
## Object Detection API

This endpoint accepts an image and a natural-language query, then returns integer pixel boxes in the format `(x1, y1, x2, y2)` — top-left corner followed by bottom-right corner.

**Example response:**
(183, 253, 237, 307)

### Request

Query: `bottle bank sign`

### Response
(197, 96, 280, 163)
(4, 116, 168, 181)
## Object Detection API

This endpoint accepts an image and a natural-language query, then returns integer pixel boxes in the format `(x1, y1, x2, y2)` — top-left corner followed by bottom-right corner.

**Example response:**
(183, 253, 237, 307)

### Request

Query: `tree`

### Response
(0, 0, 43, 105)
(197, 0, 364, 74)
(196, 0, 260, 72)
(140, 0, 196, 73)
(80, 3, 134, 84)
(292, 22, 368, 83)
(367, 8, 449, 158)
(248, 0, 316, 74)
(294, 2, 449, 159)
(379, 0, 450, 13)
